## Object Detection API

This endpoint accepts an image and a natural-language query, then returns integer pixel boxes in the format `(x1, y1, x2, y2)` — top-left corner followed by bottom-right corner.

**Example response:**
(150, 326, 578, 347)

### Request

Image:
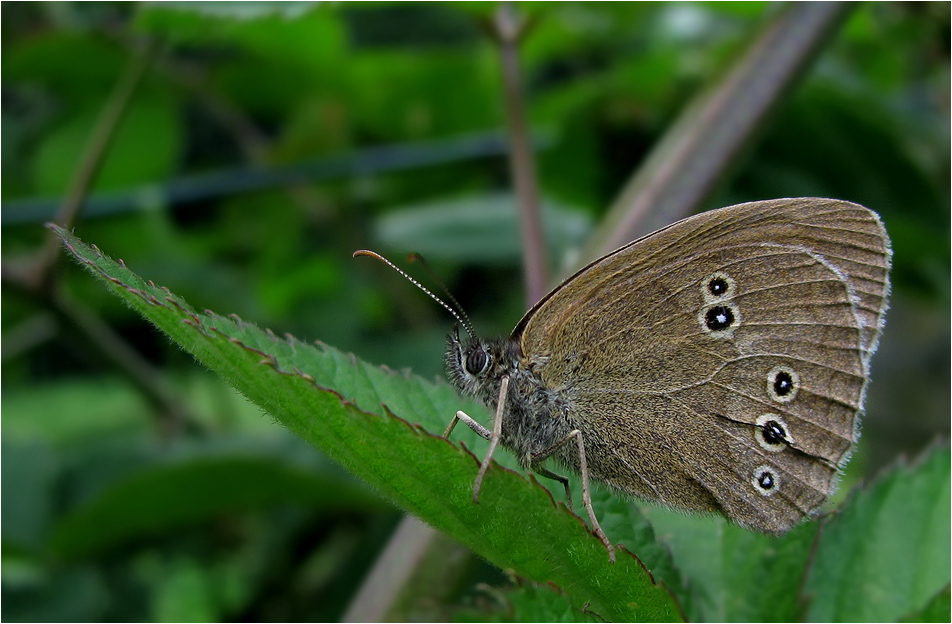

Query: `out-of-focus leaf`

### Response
(899, 584, 951, 623)
(374, 193, 591, 265)
(2, 379, 151, 445)
(137, 5, 347, 117)
(149, 557, 222, 623)
(141, 1, 321, 21)
(1, 567, 108, 622)
(31, 90, 181, 195)
(49, 453, 388, 559)
(348, 50, 499, 139)
(1, 441, 56, 551)
(2, 32, 125, 96)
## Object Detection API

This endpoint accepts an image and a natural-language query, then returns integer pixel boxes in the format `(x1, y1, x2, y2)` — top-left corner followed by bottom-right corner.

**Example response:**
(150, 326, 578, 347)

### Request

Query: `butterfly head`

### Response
(445, 326, 520, 404)
(350, 250, 523, 409)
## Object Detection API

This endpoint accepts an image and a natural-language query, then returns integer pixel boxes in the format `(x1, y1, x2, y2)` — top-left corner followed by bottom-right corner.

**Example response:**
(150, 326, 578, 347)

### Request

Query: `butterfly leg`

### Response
(533, 467, 573, 511)
(443, 412, 491, 440)
(531, 430, 615, 563)
(472, 376, 509, 504)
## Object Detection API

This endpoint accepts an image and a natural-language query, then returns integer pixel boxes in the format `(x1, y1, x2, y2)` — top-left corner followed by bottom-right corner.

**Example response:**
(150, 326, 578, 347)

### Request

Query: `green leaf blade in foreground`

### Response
(52, 225, 682, 622)
(454, 582, 606, 622)
(805, 444, 951, 622)
(640, 504, 819, 622)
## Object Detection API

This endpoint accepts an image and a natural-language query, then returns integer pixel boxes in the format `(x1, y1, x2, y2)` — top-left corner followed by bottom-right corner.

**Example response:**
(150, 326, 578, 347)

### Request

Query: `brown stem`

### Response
(495, 2, 549, 307)
(48, 287, 195, 435)
(341, 516, 476, 622)
(344, 9, 553, 616)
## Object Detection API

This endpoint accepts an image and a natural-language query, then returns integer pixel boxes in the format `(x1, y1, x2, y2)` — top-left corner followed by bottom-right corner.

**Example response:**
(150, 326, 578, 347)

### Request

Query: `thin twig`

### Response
(343, 6, 552, 617)
(2, 266, 196, 435)
(495, 2, 549, 306)
(3, 37, 199, 434)
(341, 516, 440, 623)
(47, 287, 196, 434)
(0, 313, 58, 361)
(155, 56, 333, 219)
(35, 38, 162, 291)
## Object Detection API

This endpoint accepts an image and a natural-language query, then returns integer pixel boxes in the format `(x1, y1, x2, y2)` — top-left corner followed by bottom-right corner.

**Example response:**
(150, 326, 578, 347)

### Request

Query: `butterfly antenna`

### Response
(353, 250, 476, 339)
(406, 252, 477, 338)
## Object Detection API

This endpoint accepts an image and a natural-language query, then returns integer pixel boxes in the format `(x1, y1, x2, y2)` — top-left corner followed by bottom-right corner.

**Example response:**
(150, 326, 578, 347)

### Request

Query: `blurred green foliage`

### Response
(2, 2, 948, 622)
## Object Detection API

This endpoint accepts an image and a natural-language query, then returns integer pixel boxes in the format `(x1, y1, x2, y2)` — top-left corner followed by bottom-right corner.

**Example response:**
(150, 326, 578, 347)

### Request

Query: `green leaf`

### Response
(140, 1, 321, 21)
(644, 445, 951, 623)
(899, 584, 951, 623)
(454, 582, 606, 623)
(2, 32, 125, 96)
(373, 193, 591, 265)
(641, 505, 818, 622)
(805, 445, 951, 622)
(1, 566, 109, 622)
(150, 556, 223, 623)
(50, 225, 682, 622)
(1, 441, 56, 551)
(136, 5, 348, 117)
(48, 450, 387, 559)
(31, 91, 181, 195)
(3, 378, 154, 444)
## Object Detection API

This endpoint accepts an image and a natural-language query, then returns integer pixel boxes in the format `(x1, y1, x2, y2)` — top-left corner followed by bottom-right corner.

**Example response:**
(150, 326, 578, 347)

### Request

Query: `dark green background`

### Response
(3, 3, 948, 621)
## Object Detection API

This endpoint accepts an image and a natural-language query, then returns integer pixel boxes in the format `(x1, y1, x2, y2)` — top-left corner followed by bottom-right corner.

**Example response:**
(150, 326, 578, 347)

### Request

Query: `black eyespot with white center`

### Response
(464, 348, 489, 376)
(705, 306, 733, 330)
(709, 277, 728, 296)
(698, 302, 740, 338)
(755, 414, 794, 452)
(774, 372, 793, 395)
(763, 422, 785, 445)
(698, 272, 739, 338)
(766, 366, 800, 403)
(701, 271, 736, 302)
(752, 465, 779, 496)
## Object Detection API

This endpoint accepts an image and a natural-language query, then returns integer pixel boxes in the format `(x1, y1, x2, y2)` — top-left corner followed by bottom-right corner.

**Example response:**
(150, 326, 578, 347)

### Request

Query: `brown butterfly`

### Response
(358, 197, 891, 562)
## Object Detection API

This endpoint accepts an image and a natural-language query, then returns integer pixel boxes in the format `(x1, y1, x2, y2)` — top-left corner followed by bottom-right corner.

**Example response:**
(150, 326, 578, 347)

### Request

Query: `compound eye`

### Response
(464, 348, 489, 375)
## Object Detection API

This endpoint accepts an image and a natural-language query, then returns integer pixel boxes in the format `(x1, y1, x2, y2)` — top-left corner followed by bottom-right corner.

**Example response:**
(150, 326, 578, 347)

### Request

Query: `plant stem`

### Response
(36, 38, 161, 290)
(495, 2, 549, 306)
(344, 7, 553, 617)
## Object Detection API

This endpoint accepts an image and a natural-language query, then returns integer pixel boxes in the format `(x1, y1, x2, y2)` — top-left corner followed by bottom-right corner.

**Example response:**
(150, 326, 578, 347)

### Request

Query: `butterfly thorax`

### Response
(445, 328, 573, 469)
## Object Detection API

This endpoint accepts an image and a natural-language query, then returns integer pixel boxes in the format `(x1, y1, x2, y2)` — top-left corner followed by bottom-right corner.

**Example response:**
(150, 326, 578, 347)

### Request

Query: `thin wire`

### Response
(353, 250, 476, 339)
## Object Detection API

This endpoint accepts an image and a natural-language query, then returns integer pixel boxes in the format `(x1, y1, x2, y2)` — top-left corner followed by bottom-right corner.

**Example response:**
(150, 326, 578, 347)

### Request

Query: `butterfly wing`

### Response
(517, 198, 891, 532)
